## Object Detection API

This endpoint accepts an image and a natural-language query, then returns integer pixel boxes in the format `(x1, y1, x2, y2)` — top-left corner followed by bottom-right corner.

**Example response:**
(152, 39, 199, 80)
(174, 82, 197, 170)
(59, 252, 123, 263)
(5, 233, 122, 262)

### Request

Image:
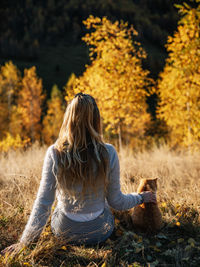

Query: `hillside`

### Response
(0, 0, 184, 92)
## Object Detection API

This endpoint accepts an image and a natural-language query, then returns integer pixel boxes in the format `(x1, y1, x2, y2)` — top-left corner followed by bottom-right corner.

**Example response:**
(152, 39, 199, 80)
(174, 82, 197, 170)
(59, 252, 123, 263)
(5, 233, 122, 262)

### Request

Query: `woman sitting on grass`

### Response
(2, 93, 156, 253)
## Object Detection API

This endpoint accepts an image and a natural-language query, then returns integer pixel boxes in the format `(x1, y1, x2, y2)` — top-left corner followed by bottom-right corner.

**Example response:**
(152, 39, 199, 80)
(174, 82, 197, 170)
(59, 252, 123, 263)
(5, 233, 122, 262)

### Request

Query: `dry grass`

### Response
(119, 145, 200, 207)
(0, 144, 200, 266)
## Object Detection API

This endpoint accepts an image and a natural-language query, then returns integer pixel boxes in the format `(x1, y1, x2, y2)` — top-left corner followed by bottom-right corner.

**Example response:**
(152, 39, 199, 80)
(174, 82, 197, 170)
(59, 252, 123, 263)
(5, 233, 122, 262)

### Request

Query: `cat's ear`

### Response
(137, 179, 147, 193)
(154, 178, 159, 187)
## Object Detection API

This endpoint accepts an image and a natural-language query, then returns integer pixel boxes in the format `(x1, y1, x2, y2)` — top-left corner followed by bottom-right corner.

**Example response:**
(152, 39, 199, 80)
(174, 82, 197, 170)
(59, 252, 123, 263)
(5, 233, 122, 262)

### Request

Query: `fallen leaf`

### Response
(161, 202, 167, 208)
(188, 238, 195, 247)
(155, 242, 162, 248)
(42, 231, 50, 236)
(135, 247, 143, 253)
(182, 257, 190, 261)
(137, 236, 143, 243)
(147, 255, 152, 261)
(162, 248, 176, 256)
(132, 233, 139, 239)
(150, 260, 159, 266)
(149, 245, 161, 252)
(156, 233, 168, 240)
(177, 238, 184, 243)
(185, 245, 192, 251)
(115, 229, 123, 237)
(114, 218, 120, 224)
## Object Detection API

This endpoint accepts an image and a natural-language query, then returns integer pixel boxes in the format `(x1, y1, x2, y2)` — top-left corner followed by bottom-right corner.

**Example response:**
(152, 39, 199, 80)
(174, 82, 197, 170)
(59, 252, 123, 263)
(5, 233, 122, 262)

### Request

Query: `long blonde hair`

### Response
(55, 93, 109, 197)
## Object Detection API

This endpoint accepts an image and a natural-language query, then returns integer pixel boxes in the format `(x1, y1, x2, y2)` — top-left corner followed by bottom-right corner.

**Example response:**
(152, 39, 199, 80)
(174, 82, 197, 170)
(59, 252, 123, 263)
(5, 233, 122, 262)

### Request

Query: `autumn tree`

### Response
(157, 2, 200, 148)
(65, 16, 151, 147)
(18, 66, 44, 142)
(42, 84, 65, 144)
(0, 61, 21, 138)
(64, 73, 77, 103)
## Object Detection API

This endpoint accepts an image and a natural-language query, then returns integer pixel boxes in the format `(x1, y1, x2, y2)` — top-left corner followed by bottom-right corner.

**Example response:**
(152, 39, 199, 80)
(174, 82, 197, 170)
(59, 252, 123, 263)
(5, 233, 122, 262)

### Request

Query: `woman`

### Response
(2, 93, 156, 253)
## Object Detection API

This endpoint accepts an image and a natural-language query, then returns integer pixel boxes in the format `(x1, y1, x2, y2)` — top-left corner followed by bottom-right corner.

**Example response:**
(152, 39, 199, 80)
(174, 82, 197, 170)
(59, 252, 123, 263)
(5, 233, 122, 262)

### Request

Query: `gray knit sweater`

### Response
(20, 143, 142, 244)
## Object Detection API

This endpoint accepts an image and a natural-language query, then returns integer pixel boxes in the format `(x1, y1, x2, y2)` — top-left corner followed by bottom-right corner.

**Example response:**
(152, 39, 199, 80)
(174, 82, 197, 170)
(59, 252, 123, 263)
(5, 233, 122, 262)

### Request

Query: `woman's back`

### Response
(44, 143, 117, 217)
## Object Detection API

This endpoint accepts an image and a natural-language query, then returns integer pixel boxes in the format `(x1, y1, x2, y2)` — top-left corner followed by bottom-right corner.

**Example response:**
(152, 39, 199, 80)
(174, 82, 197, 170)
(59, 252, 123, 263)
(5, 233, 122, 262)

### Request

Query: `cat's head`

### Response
(137, 178, 158, 193)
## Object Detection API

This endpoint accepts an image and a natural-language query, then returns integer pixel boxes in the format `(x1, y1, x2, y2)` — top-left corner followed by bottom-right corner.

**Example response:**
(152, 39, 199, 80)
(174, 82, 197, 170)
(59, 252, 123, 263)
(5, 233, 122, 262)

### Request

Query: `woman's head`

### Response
(55, 93, 108, 197)
(57, 93, 102, 151)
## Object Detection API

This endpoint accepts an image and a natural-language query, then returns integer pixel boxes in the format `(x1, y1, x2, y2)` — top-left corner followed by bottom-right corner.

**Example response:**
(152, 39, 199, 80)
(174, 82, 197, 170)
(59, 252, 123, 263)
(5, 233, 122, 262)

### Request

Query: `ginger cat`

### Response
(131, 178, 162, 233)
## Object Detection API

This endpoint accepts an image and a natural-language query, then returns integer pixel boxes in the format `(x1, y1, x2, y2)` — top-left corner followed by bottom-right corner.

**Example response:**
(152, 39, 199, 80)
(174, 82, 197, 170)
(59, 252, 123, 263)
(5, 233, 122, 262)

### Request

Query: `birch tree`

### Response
(0, 61, 21, 138)
(19, 66, 44, 141)
(65, 16, 151, 147)
(42, 84, 65, 144)
(157, 2, 200, 148)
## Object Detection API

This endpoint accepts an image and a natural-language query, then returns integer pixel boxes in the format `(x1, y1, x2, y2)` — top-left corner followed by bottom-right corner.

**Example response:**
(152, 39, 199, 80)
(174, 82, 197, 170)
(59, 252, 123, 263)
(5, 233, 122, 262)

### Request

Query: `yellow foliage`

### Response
(0, 62, 45, 146)
(0, 61, 21, 138)
(157, 2, 200, 148)
(64, 73, 78, 103)
(61, 246, 67, 251)
(19, 66, 45, 142)
(65, 16, 152, 146)
(9, 105, 24, 136)
(0, 133, 30, 152)
(42, 85, 65, 144)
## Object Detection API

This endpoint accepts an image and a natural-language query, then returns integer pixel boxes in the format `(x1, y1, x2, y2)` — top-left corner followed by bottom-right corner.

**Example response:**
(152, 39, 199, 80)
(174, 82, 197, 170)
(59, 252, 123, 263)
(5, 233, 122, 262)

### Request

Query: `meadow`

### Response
(0, 144, 199, 266)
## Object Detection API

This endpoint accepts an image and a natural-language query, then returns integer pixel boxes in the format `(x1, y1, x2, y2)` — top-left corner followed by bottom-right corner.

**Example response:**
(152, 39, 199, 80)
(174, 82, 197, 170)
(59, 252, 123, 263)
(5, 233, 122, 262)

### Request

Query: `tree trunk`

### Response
(187, 90, 191, 152)
(118, 123, 122, 152)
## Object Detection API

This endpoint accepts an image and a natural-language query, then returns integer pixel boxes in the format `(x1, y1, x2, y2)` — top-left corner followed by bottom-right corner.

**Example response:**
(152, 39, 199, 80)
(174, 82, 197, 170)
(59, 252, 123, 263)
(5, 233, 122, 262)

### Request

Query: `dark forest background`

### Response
(0, 0, 185, 95)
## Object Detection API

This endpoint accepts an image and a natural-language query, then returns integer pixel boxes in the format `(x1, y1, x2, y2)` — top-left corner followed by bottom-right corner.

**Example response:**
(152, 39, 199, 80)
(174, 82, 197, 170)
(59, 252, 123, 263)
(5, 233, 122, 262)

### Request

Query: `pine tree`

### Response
(157, 2, 200, 148)
(42, 84, 65, 144)
(66, 16, 151, 147)
(19, 66, 44, 141)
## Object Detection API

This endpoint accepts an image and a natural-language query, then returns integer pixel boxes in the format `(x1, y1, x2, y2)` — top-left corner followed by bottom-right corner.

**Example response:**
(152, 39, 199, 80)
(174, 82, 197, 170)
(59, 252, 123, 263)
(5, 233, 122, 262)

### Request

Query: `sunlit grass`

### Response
(0, 144, 200, 266)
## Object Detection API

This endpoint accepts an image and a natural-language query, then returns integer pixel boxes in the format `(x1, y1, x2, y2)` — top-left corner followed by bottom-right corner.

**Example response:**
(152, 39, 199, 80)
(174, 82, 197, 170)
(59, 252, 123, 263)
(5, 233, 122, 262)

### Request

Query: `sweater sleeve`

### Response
(20, 145, 57, 245)
(105, 144, 142, 211)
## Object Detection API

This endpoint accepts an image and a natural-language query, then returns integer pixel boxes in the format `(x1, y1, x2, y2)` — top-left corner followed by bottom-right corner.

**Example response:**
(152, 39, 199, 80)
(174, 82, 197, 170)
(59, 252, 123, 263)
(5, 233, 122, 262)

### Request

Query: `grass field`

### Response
(0, 144, 200, 266)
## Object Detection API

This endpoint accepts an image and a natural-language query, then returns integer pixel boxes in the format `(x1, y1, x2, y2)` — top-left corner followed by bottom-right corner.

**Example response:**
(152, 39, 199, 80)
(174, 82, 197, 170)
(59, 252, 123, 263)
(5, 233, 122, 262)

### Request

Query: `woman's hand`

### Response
(139, 191, 157, 203)
(0, 243, 23, 256)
